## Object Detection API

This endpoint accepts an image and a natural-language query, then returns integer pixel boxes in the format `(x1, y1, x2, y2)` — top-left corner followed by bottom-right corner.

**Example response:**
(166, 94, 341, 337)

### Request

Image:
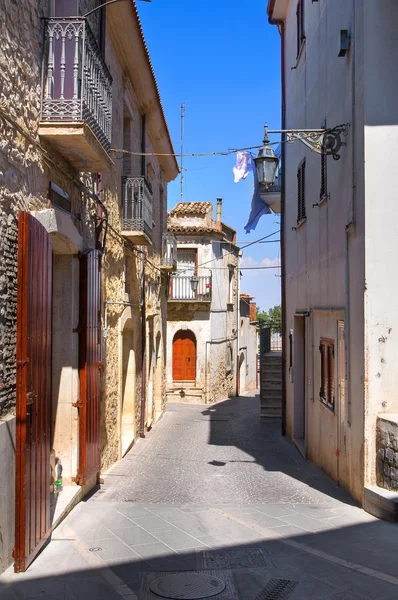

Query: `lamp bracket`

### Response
(285, 124, 350, 160)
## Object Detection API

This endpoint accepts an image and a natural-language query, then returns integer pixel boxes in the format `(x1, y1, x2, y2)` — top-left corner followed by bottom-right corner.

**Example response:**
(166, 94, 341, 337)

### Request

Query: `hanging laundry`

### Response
(233, 151, 253, 183)
(244, 169, 272, 233)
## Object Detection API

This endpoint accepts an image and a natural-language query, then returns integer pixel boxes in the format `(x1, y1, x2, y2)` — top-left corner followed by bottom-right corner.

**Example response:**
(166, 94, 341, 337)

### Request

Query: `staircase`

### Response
(260, 352, 282, 420)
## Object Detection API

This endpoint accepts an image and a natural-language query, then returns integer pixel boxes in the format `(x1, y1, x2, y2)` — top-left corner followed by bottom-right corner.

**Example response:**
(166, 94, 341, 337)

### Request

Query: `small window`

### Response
(297, 160, 306, 223)
(296, 0, 305, 55)
(320, 338, 335, 411)
(228, 267, 234, 304)
(320, 121, 328, 200)
(49, 182, 71, 214)
(296, 0, 305, 57)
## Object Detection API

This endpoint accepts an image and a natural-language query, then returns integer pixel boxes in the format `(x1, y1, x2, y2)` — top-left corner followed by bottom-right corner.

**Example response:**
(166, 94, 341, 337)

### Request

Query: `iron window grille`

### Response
(297, 159, 306, 223)
(320, 338, 335, 411)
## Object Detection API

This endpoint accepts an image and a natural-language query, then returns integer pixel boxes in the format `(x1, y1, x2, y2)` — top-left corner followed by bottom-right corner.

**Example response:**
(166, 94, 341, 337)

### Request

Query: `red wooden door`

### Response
(173, 331, 196, 381)
(15, 212, 52, 572)
(77, 250, 101, 485)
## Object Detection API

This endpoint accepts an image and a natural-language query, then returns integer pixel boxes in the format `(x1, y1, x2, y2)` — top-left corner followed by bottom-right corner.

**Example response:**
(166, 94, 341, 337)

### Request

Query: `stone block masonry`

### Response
(376, 413, 398, 490)
(0, 214, 18, 414)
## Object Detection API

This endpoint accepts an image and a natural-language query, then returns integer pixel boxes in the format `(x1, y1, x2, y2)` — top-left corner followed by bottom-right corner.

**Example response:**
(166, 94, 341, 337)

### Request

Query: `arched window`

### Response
(173, 330, 196, 381)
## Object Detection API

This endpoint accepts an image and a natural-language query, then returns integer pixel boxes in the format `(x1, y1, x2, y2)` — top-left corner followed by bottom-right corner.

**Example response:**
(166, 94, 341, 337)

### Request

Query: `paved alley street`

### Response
(2, 394, 398, 599)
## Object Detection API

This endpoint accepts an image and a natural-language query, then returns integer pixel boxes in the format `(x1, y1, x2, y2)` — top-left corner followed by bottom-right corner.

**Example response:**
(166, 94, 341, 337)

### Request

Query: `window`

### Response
(320, 338, 335, 411)
(228, 267, 234, 304)
(320, 120, 328, 200)
(297, 159, 306, 223)
(296, 0, 305, 57)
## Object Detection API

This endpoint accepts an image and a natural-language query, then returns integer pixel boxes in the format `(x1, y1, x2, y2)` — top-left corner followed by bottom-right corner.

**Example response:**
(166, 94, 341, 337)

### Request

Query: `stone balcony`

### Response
(38, 18, 113, 172)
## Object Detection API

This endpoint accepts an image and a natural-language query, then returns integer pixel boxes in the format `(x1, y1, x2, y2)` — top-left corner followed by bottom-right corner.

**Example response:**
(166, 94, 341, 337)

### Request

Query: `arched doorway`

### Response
(173, 330, 196, 381)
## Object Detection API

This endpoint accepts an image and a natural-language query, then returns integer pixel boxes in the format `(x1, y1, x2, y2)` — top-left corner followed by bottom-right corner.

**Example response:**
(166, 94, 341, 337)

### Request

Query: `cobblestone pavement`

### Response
(2, 394, 398, 600)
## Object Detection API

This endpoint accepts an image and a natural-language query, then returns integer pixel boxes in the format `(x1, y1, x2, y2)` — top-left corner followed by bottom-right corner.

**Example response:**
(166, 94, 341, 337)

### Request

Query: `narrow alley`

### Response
(2, 394, 398, 599)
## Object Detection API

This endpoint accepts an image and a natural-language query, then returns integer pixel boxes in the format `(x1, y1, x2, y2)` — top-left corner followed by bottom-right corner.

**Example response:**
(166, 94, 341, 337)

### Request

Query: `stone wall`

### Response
(376, 414, 398, 491)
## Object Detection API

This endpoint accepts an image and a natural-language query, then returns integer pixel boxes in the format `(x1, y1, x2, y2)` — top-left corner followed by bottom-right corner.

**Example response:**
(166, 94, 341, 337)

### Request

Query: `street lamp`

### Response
(253, 126, 279, 189)
(190, 275, 200, 293)
(254, 123, 350, 188)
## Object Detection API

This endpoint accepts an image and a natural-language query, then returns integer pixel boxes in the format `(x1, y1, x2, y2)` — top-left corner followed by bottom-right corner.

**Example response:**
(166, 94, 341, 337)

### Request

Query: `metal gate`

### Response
(76, 250, 101, 485)
(15, 212, 52, 572)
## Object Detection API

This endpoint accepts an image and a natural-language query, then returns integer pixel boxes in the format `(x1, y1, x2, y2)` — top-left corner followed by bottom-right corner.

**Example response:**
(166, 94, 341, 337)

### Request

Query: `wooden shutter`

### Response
(320, 338, 335, 410)
(77, 250, 101, 485)
(15, 212, 52, 572)
(297, 160, 306, 222)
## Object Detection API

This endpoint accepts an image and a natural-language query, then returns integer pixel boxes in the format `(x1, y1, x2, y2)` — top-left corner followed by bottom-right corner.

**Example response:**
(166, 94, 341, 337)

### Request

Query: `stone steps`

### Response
(260, 353, 282, 421)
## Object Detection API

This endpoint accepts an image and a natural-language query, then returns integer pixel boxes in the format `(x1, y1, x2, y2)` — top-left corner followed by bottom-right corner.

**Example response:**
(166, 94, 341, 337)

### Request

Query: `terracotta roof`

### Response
(168, 224, 224, 236)
(241, 293, 254, 299)
(169, 202, 213, 216)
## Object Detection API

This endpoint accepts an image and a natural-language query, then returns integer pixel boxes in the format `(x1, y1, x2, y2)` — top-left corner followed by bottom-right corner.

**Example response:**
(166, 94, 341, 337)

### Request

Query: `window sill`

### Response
(319, 193, 330, 206)
(293, 39, 306, 69)
(319, 397, 335, 415)
(295, 218, 307, 230)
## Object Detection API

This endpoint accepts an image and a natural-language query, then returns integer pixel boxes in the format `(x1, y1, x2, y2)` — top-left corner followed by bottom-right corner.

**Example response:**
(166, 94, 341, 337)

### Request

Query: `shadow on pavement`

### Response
(2, 515, 398, 600)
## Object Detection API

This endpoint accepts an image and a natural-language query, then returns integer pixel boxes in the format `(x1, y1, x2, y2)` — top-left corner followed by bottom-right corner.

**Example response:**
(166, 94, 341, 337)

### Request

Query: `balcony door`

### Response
(172, 249, 197, 300)
(173, 330, 196, 382)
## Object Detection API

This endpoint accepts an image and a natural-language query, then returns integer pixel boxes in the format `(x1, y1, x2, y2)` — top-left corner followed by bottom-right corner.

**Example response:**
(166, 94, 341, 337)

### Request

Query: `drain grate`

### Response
(253, 579, 298, 600)
(149, 573, 226, 599)
(202, 549, 266, 570)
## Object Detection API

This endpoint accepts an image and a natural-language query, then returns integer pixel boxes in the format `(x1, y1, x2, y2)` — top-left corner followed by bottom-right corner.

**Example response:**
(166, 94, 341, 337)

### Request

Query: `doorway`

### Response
(172, 330, 196, 382)
(121, 317, 136, 457)
(293, 315, 306, 456)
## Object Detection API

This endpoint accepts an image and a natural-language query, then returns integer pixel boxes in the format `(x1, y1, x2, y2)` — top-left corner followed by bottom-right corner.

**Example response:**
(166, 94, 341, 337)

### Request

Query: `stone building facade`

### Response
(166, 200, 257, 404)
(0, 0, 177, 573)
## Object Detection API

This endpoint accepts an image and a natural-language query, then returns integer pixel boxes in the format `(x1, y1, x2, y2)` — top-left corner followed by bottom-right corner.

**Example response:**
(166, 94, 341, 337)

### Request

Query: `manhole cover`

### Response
(149, 573, 226, 599)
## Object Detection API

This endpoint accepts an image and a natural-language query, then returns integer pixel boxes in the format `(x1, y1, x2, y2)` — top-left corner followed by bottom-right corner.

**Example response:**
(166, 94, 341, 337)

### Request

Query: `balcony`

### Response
(38, 18, 113, 172)
(169, 274, 212, 302)
(121, 177, 153, 246)
(259, 175, 281, 214)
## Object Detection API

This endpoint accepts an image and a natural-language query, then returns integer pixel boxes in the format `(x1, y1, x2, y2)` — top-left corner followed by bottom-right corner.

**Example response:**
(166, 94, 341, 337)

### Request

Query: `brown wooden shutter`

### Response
(77, 250, 102, 485)
(15, 212, 52, 572)
(297, 160, 306, 222)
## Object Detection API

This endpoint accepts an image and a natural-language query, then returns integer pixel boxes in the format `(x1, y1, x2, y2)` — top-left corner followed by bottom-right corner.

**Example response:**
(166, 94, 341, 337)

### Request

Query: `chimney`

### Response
(216, 198, 222, 223)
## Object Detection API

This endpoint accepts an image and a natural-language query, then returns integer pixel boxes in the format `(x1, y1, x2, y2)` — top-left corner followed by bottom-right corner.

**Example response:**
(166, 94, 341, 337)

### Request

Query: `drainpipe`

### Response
(268, 14, 286, 435)
(140, 250, 147, 438)
(236, 250, 242, 396)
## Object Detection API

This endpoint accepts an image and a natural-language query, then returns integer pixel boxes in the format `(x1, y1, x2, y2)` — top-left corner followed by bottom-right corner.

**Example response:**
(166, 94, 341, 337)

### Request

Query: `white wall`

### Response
(283, 0, 366, 500)
(363, 0, 398, 487)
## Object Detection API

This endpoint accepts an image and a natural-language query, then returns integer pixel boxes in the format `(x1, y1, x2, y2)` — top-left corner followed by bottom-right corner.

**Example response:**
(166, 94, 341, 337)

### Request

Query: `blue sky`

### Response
(138, 0, 281, 311)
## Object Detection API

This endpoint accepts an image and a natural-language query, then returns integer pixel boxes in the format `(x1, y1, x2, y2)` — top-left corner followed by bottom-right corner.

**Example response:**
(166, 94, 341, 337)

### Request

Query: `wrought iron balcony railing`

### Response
(122, 177, 153, 242)
(169, 274, 212, 301)
(41, 18, 112, 153)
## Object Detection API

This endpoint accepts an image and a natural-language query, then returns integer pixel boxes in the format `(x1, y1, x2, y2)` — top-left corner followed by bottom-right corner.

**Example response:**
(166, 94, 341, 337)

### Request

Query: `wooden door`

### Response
(76, 250, 101, 485)
(173, 331, 196, 381)
(15, 212, 52, 572)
